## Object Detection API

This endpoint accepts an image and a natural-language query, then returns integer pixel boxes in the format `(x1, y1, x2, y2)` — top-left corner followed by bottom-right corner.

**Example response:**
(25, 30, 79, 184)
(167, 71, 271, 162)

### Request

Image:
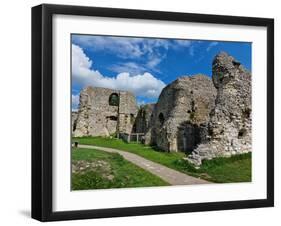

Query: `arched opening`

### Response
(108, 116, 117, 121)
(109, 93, 119, 106)
(158, 113, 165, 125)
(238, 128, 247, 139)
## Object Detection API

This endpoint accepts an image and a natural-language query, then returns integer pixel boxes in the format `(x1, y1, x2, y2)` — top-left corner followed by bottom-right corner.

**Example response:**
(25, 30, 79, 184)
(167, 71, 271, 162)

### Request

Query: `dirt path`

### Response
(78, 144, 210, 185)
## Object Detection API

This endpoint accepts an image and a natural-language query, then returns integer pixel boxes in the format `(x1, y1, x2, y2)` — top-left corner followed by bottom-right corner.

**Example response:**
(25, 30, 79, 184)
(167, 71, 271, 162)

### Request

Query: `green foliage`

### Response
(72, 148, 168, 190)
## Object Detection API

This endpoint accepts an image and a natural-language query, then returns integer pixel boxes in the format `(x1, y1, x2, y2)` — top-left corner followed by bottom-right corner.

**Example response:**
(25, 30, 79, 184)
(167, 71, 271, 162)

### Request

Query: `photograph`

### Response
(71, 34, 252, 190)
(31, 3, 274, 221)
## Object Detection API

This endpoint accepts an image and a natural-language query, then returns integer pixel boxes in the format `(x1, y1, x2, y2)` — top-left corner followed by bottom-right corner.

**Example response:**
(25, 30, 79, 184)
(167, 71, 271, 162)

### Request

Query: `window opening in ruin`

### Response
(158, 113, 165, 125)
(238, 128, 247, 139)
(109, 93, 119, 106)
(243, 108, 251, 119)
(108, 116, 117, 121)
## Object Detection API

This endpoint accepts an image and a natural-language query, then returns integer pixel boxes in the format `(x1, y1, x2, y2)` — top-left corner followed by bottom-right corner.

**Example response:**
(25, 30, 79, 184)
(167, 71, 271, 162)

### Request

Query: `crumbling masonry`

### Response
(72, 52, 252, 165)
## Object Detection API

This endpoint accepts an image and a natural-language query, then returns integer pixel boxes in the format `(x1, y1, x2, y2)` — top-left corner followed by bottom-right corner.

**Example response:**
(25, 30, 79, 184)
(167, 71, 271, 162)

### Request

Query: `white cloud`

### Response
(72, 44, 166, 99)
(146, 55, 163, 69)
(72, 94, 79, 111)
(137, 100, 146, 106)
(189, 45, 195, 56)
(207, 41, 219, 51)
(72, 36, 198, 72)
(110, 62, 147, 75)
(173, 40, 192, 47)
(73, 35, 154, 59)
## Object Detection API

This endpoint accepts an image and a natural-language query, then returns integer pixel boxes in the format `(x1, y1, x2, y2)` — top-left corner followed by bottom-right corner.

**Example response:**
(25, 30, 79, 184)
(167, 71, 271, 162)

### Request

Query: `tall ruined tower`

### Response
(72, 87, 138, 137)
(188, 52, 252, 165)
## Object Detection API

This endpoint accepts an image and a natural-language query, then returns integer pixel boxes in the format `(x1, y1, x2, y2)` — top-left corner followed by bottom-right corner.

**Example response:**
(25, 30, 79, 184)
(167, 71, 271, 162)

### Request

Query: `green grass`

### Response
(73, 136, 252, 183)
(174, 153, 252, 183)
(73, 136, 185, 167)
(72, 148, 169, 190)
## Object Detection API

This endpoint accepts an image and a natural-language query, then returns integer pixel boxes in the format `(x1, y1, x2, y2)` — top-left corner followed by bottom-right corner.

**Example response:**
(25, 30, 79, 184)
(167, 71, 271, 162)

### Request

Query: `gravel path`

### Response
(78, 144, 210, 185)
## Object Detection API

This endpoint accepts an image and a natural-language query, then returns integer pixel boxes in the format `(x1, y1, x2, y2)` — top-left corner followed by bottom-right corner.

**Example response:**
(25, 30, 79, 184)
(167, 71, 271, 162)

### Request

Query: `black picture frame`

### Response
(31, 3, 274, 222)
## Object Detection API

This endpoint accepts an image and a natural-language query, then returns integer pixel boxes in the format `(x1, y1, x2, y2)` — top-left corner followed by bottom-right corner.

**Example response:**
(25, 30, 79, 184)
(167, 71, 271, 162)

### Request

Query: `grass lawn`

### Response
(73, 137, 252, 183)
(72, 148, 169, 190)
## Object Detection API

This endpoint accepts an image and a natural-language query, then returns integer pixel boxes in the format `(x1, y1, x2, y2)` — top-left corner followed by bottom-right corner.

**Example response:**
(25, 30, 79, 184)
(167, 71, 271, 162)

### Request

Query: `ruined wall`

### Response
(73, 87, 138, 137)
(146, 75, 216, 152)
(118, 91, 139, 134)
(133, 104, 155, 144)
(72, 52, 252, 164)
(134, 104, 155, 133)
(188, 52, 252, 165)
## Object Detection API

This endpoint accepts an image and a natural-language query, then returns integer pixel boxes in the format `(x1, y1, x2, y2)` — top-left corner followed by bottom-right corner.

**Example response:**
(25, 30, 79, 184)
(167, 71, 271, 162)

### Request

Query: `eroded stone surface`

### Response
(73, 87, 138, 137)
(187, 52, 252, 165)
(140, 74, 216, 152)
(72, 52, 252, 165)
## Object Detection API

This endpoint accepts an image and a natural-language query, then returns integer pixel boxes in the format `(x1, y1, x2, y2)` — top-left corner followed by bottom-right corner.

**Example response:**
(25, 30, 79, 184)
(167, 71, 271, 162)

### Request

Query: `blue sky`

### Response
(71, 34, 251, 110)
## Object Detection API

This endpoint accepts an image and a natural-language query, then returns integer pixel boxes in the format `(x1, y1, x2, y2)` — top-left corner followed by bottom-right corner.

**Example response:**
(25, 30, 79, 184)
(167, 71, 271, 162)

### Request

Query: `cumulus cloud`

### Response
(72, 35, 198, 72)
(72, 35, 167, 59)
(72, 44, 166, 99)
(72, 94, 79, 111)
(110, 62, 147, 75)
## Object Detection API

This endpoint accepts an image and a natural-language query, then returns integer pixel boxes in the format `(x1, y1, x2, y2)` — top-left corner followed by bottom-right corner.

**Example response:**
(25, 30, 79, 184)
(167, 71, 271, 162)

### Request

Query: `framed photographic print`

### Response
(31, 4, 274, 222)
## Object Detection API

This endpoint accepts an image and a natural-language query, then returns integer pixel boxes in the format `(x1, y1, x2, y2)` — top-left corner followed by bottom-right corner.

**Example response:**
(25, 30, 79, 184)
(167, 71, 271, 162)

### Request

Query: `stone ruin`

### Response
(144, 75, 216, 152)
(72, 52, 251, 165)
(72, 86, 138, 137)
(187, 52, 252, 165)
(134, 104, 155, 135)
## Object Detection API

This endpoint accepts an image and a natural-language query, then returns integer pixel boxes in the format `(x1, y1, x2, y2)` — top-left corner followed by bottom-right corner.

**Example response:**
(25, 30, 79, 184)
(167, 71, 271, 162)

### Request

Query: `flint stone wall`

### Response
(73, 87, 138, 137)
(188, 52, 252, 165)
(72, 52, 252, 165)
(144, 75, 216, 152)
(133, 104, 155, 144)
(134, 104, 155, 133)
